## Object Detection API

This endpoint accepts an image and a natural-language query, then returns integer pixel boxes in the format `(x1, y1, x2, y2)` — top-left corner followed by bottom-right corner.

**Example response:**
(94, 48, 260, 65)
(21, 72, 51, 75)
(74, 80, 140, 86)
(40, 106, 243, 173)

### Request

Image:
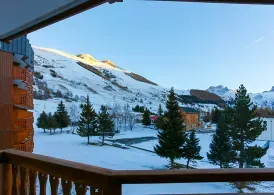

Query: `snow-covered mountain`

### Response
(207, 85, 236, 102)
(33, 47, 217, 114)
(207, 85, 274, 108)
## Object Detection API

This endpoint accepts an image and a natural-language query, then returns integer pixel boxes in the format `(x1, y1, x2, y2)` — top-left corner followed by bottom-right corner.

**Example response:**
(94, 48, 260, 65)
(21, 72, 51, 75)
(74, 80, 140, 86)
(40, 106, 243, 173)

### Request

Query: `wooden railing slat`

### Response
(61, 179, 72, 195)
(29, 170, 37, 195)
(75, 183, 87, 195)
(19, 167, 27, 195)
(38, 172, 48, 195)
(12, 165, 18, 195)
(49, 175, 59, 195)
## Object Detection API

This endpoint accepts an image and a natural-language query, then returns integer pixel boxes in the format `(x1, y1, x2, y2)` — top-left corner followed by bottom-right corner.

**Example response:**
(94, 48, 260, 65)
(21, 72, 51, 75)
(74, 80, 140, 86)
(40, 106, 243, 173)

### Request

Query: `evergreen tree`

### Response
(229, 85, 267, 168)
(132, 105, 140, 112)
(183, 130, 203, 168)
(47, 112, 58, 135)
(36, 111, 48, 133)
(98, 105, 115, 145)
(142, 109, 151, 126)
(207, 112, 237, 168)
(55, 100, 70, 132)
(157, 104, 163, 116)
(211, 108, 221, 123)
(77, 96, 97, 144)
(154, 87, 187, 169)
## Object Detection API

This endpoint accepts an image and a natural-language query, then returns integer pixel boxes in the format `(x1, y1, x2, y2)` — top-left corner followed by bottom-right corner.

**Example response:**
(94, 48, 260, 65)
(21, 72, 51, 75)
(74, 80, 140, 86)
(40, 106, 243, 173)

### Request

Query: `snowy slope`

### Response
(33, 47, 213, 113)
(208, 85, 274, 108)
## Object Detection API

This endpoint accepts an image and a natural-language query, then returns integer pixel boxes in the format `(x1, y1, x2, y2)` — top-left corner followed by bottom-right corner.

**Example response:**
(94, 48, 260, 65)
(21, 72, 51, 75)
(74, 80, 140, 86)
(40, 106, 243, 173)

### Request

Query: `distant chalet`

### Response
(180, 107, 201, 131)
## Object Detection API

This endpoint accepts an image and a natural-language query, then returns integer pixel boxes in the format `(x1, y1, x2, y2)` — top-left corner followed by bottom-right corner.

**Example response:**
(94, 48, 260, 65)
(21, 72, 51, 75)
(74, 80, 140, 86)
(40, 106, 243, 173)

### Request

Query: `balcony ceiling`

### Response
(0, 0, 110, 41)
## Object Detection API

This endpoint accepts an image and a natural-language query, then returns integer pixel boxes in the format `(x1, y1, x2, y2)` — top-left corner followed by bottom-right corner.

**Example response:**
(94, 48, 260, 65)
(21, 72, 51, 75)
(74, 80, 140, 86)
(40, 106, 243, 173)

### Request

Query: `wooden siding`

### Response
(0, 51, 13, 149)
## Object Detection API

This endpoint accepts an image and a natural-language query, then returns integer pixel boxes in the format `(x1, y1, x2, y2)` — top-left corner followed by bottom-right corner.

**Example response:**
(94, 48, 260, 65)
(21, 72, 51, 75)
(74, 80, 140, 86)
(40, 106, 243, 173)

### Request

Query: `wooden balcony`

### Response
(13, 117, 33, 132)
(12, 66, 32, 86)
(0, 149, 274, 195)
(13, 94, 34, 109)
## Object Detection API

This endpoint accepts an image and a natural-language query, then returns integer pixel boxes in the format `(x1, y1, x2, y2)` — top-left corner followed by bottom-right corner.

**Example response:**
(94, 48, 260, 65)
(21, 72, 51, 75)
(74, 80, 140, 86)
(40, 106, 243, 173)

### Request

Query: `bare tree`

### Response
(111, 104, 122, 133)
(69, 104, 79, 132)
(123, 104, 131, 130)
(128, 113, 137, 131)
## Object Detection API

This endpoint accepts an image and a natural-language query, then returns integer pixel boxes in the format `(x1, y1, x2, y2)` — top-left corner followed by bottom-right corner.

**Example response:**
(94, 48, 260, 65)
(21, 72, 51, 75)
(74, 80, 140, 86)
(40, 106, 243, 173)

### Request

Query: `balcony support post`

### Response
(0, 163, 12, 195)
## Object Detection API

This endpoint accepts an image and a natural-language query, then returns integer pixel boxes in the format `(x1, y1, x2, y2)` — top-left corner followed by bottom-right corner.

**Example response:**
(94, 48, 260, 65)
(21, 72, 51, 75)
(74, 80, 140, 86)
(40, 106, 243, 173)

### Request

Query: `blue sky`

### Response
(29, 1, 274, 93)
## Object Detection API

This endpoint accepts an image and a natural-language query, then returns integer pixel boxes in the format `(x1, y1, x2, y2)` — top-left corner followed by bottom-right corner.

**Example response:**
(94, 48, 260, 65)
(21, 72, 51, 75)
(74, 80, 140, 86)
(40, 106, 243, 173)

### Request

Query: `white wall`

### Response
(257, 118, 274, 141)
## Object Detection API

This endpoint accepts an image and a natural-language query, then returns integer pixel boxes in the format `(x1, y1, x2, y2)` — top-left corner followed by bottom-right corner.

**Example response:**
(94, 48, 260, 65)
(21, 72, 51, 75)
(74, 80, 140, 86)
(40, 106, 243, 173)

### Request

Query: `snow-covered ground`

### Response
(34, 126, 239, 194)
(33, 116, 273, 194)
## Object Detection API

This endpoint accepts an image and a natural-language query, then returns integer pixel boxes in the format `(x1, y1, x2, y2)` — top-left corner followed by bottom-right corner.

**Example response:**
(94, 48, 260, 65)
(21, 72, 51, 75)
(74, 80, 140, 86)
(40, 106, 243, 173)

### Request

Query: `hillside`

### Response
(33, 47, 216, 115)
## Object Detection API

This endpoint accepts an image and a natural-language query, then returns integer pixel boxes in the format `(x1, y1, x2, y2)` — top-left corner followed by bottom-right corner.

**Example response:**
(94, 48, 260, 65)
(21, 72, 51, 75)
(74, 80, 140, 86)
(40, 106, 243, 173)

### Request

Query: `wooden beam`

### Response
(111, 168, 274, 184)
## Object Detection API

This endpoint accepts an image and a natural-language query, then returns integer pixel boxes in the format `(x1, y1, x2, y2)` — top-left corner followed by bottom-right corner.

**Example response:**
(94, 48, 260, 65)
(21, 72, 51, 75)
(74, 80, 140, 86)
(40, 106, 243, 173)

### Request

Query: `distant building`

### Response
(150, 115, 158, 123)
(180, 107, 201, 131)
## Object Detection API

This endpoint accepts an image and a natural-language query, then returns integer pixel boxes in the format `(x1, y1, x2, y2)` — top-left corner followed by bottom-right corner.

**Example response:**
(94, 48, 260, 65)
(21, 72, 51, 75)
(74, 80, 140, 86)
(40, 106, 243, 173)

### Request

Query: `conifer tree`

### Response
(183, 130, 203, 168)
(55, 100, 70, 132)
(142, 108, 151, 126)
(211, 108, 221, 123)
(36, 111, 48, 133)
(156, 104, 165, 129)
(229, 85, 267, 168)
(158, 104, 163, 116)
(154, 87, 187, 169)
(207, 112, 236, 168)
(47, 112, 58, 135)
(77, 95, 97, 144)
(98, 105, 115, 145)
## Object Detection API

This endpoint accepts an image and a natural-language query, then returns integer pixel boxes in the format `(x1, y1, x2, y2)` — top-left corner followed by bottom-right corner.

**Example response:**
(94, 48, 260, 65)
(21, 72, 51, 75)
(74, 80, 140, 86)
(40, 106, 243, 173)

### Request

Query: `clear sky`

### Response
(29, 1, 274, 93)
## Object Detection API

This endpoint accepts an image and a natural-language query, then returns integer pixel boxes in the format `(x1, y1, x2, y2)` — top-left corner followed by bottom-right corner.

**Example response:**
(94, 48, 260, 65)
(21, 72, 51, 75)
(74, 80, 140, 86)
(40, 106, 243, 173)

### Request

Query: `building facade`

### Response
(0, 35, 34, 152)
(180, 107, 201, 131)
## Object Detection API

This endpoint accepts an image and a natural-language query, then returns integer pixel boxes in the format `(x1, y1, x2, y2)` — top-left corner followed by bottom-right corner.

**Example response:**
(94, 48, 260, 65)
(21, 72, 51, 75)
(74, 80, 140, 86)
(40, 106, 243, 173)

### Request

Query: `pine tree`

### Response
(77, 96, 97, 144)
(229, 84, 267, 168)
(183, 130, 203, 168)
(207, 112, 237, 168)
(156, 105, 165, 130)
(211, 108, 221, 123)
(158, 104, 163, 116)
(55, 100, 70, 132)
(47, 112, 58, 135)
(142, 108, 151, 126)
(36, 111, 48, 133)
(154, 87, 187, 169)
(98, 105, 115, 145)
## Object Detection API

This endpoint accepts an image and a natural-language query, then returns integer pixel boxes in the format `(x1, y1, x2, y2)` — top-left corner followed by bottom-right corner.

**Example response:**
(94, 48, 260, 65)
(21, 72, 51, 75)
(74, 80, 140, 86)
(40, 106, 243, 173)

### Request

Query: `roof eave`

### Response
(1, 0, 122, 42)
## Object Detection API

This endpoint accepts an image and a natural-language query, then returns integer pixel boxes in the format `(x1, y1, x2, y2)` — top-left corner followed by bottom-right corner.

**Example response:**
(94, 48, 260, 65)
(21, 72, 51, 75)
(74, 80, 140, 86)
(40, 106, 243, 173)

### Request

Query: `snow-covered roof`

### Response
(0, 0, 121, 41)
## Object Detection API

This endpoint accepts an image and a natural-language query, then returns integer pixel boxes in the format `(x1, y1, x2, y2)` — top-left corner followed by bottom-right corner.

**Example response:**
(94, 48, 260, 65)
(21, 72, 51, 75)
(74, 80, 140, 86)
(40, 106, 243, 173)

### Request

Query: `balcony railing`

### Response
(13, 66, 26, 81)
(13, 137, 33, 152)
(13, 118, 33, 131)
(13, 94, 34, 109)
(0, 149, 274, 195)
(13, 66, 33, 86)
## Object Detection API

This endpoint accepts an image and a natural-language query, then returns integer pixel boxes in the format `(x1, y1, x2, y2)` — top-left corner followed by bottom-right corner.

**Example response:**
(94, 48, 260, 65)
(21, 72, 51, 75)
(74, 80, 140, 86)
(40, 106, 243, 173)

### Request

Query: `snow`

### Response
(33, 125, 238, 194)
